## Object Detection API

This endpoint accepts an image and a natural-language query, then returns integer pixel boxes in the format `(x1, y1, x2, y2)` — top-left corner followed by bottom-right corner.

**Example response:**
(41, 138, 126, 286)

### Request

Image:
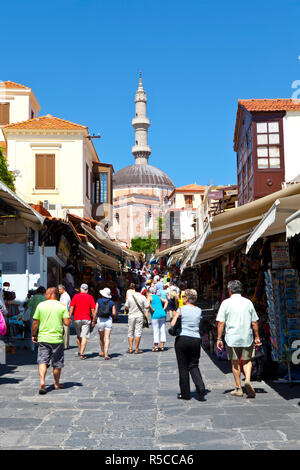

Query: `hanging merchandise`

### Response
(264, 269, 300, 363)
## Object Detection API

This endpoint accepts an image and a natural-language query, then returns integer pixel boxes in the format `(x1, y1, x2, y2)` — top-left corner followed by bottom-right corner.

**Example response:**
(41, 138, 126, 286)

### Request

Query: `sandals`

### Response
(134, 349, 143, 354)
(152, 347, 159, 352)
(126, 349, 133, 354)
(160, 347, 165, 352)
(104, 356, 111, 360)
(80, 355, 87, 360)
(39, 387, 47, 395)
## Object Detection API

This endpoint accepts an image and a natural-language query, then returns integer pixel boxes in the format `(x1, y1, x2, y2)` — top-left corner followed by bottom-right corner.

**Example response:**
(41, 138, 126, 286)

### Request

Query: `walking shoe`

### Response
(244, 381, 256, 398)
(230, 388, 244, 397)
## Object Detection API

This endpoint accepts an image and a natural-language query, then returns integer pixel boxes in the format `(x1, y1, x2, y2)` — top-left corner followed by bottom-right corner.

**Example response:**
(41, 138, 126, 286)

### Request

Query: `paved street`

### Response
(0, 317, 300, 450)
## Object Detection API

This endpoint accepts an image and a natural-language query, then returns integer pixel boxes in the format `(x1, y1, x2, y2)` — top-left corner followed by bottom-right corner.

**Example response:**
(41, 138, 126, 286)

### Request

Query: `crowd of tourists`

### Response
(27, 268, 262, 401)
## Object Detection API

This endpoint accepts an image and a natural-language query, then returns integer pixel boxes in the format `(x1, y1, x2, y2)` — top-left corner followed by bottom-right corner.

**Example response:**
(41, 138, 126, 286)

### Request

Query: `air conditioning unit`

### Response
(43, 200, 49, 210)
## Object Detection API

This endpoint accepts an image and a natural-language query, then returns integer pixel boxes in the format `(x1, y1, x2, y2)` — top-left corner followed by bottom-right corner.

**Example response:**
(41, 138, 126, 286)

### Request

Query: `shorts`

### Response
(97, 316, 112, 331)
(37, 342, 64, 368)
(74, 320, 91, 338)
(168, 299, 177, 311)
(227, 343, 255, 361)
(128, 315, 143, 338)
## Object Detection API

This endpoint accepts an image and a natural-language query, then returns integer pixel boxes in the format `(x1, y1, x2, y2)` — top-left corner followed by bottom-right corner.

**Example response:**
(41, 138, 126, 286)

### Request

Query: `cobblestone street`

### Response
(1, 318, 300, 450)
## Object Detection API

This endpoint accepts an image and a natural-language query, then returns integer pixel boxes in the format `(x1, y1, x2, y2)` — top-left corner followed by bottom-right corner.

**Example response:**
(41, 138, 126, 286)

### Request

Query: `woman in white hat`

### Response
(95, 287, 117, 360)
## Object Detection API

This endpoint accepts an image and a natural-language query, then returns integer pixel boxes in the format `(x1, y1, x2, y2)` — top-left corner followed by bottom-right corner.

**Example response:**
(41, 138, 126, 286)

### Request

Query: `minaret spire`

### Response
(132, 73, 151, 165)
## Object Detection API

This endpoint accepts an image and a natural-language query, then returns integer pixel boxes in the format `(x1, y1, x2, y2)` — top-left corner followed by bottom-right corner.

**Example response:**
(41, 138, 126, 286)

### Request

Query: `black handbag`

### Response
(168, 316, 182, 337)
(253, 345, 265, 360)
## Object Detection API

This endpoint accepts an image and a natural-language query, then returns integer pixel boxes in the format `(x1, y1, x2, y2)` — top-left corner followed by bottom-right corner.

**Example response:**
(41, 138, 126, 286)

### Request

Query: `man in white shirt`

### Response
(58, 284, 71, 350)
(124, 284, 149, 354)
(216, 280, 261, 398)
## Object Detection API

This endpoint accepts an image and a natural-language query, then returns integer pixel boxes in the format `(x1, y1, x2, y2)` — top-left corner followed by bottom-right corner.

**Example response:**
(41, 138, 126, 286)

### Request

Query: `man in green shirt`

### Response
(32, 287, 71, 395)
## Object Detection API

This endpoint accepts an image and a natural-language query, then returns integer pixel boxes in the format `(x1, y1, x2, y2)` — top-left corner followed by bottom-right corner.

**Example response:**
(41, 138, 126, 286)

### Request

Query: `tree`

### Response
(130, 235, 159, 254)
(0, 147, 15, 191)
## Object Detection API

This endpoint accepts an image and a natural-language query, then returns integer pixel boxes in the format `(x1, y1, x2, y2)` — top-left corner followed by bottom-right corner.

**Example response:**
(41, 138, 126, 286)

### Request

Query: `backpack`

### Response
(98, 299, 111, 318)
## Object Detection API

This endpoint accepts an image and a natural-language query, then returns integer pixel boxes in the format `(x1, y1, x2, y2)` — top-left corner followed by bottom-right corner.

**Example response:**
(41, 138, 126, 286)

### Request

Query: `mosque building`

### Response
(112, 74, 174, 247)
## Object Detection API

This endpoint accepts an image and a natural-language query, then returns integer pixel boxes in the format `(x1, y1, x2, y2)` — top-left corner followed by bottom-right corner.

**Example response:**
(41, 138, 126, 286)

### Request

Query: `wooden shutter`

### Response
(0, 103, 10, 125)
(35, 154, 55, 189)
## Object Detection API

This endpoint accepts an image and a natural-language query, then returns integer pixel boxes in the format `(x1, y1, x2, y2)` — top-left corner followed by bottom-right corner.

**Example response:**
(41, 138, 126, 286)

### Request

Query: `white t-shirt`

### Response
(60, 292, 71, 310)
(125, 292, 149, 317)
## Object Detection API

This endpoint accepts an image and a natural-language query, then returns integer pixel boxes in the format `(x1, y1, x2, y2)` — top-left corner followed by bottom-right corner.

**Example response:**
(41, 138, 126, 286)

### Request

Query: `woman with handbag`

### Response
(170, 289, 206, 401)
(147, 291, 168, 352)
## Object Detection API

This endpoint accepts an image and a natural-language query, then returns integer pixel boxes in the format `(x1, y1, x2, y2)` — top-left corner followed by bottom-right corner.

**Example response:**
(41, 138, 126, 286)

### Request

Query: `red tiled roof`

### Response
(3, 114, 87, 131)
(29, 204, 52, 217)
(175, 184, 206, 192)
(239, 98, 300, 112)
(233, 99, 300, 149)
(0, 81, 30, 90)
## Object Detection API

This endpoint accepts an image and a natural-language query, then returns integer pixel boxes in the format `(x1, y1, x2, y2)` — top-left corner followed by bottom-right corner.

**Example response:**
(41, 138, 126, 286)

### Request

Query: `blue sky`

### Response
(2, 0, 300, 187)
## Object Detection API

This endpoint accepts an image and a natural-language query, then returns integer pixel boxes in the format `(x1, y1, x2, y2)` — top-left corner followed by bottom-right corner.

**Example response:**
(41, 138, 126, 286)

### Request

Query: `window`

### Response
(35, 154, 55, 189)
(256, 121, 281, 169)
(184, 195, 193, 207)
(0, 103, 10, 125)
(100, 172, 108, 203)
(86, 164, 89, 198)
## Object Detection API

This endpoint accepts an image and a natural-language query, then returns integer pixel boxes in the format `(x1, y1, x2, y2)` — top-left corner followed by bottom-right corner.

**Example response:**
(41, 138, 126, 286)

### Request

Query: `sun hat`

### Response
(100, 287, 112, 299)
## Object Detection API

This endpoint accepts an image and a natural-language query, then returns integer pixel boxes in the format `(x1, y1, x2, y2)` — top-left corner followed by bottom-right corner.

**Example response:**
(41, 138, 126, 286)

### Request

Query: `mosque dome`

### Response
(113, 163, 174, 189)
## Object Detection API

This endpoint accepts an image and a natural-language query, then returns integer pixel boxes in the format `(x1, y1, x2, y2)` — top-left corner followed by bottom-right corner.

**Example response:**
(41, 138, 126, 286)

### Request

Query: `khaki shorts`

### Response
(128, 315, 143, 338)
(227, 343, 255, 361)
(74, 320, 91, 338)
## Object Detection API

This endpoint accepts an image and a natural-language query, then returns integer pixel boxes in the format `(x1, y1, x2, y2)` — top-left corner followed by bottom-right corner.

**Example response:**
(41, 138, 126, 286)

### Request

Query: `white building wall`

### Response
(6, 134, 87, 218)
(180, 210, 196, 241)
(0, 232, 41, 303)
(283, 112, 300, 182)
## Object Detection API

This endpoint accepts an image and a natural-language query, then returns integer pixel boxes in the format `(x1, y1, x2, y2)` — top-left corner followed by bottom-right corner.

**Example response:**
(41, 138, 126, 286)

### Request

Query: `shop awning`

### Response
(155, 239, 194, 259)
(121, 245, 144, 263)
(180, 182, 300, 270)
(79, 243, 121, 271)
(246, 194, 300, 253)
(81, 224, 122, 257)
(0, 181, 44, 243)
(286, 209, 300, 240)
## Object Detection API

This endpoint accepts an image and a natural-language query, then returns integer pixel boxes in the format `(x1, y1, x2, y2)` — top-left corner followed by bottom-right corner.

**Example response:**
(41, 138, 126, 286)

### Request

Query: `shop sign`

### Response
(271, 242, 290, 269)
(57, 235, 71, 265)
(207, 190, 223, 200)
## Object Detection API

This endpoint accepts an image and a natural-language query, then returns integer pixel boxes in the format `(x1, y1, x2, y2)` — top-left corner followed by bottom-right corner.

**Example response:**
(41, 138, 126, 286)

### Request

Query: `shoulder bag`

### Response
(132, 295, 149, 328)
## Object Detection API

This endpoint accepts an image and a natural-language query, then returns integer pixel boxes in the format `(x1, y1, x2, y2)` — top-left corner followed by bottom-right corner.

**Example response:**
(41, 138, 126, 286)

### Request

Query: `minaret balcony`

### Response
(132, 117, 150, 128)
(132, 145, 151, 155)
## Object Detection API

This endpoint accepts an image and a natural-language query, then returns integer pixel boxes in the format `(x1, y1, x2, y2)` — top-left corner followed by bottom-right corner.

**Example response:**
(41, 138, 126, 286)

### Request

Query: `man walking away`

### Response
(58, 284, 71, 350)
(69, 284, 96, 360)
(32, 287, 71, 395)
(216, 280, 261, 398)
(124, 284, 149, 354)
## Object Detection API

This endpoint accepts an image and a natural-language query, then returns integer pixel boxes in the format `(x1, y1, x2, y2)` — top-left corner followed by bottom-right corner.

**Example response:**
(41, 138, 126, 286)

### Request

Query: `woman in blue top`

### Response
(170, 289, 206, 401)
(95, 288, 116, 360)
(147, 292, 168, 352)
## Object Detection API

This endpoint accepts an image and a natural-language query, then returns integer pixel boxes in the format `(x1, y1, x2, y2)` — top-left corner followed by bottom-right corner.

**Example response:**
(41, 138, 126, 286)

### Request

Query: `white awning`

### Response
(0, 181, 44, 243)
(246, 194, 300, 253)
(81, 223, 122, 256)
(79, 243, 121, 271)
(286, 209, 300, 239)
(180, 182, 300, 270)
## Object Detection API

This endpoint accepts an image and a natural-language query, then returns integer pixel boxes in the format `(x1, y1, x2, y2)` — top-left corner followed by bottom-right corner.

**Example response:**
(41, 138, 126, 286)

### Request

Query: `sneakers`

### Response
(230, 388, 244, 397)
(244, 381, 256, 398)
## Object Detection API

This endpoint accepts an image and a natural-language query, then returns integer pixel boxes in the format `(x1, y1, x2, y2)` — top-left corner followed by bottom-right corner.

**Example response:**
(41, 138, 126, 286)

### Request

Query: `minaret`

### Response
(132, 72, 151, 165)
